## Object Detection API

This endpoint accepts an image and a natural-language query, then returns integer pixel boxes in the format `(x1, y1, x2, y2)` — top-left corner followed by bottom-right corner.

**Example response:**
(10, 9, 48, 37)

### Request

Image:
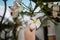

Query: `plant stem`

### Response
(0, 0, 7, 24)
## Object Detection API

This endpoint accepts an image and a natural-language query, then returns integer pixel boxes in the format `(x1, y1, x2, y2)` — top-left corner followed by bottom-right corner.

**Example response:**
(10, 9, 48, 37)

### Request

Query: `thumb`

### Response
(32, 28, 36, 33)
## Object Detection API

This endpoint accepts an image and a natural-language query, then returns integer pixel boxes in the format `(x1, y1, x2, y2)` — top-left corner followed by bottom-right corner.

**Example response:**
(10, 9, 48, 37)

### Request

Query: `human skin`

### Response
(24, 25, 36, 40)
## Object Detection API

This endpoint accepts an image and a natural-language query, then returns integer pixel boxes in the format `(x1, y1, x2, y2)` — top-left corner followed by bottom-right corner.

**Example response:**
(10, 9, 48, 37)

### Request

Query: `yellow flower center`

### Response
(32, 20, 37, 24)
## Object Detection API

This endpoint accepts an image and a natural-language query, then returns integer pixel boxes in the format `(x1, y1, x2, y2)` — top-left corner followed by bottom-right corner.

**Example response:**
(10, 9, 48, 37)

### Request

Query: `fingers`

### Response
(25, 24, 36, 33)
(32, 28, 36, 33)
(24, 24, 30, 33)
(32, 28, 36, 32)
(25, 24, 29, 30)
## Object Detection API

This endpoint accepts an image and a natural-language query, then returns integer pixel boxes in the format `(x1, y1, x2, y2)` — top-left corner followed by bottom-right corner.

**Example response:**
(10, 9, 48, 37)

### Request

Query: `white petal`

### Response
(14, 1, 18, 7)
(36, 23, 40, 28)
(23, 15, 30, 22)
(53, 5, 59, 11)
(37, 19, 40, 24)
(12, 12, 19, 18)
(28, 20, 33, 25)
(30, 24, 36, 29)
(36, 19, 41, 28)
(48, 3, 52, 8)
(35, 13, 45, 18)
(16, 6, 23, 12)
(18, 6, 23, 12)
(32, 17, 36, 20)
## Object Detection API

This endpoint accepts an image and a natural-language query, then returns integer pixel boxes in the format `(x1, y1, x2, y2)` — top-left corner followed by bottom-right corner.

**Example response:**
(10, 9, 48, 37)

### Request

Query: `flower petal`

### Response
(28, 20, 33, 25)
(30, 24, 36, 29)
(36, 19, 41, 28)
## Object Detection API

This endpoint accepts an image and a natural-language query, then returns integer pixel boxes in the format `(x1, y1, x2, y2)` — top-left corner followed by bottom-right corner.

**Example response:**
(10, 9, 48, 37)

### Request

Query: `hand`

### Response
(24, 25, 36, 40)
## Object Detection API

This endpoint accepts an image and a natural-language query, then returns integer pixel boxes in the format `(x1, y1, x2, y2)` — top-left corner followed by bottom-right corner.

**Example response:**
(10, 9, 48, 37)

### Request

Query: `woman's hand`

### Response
(24, 25, 36, 40)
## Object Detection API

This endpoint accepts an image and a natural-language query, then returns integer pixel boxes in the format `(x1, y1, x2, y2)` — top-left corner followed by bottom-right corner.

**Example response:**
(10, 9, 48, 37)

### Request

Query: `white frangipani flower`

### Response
(52, 11, 58, 18)
(9, 1, 23, 18)
(34, 13, 45, 19)
(15, 6, 23, 12)
(23, 15, 30, 22)
(48, 3, 53, 8)
(28, 17, 41, 30)
(53, 5, 59, 11)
